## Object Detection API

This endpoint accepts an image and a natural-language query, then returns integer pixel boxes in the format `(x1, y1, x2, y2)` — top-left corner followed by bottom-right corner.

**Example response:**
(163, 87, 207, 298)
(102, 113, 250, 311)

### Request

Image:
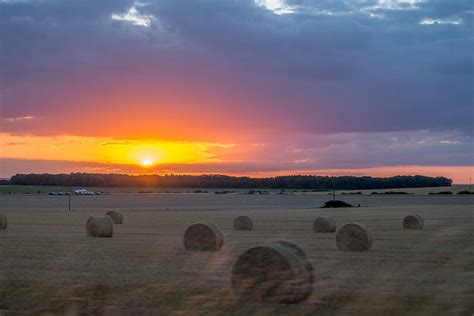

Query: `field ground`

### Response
(0, 184, 471, 195)
(0, 193, 473, 315)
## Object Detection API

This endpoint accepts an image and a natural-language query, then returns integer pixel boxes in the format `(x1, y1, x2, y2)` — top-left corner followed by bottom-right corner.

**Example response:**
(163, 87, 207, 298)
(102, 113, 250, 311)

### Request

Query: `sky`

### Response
(0, 0, 473, 183)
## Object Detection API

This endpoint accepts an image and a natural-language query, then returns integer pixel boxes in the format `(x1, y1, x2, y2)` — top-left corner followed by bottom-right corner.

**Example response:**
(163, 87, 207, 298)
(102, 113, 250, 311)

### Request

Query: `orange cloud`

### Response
(0, 133, 234, 167)
(1, 132, 472, 184)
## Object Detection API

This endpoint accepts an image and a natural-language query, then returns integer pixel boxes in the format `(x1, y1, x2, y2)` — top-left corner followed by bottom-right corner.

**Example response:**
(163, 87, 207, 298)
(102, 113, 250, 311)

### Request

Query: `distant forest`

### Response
(6, 173, 452, 190)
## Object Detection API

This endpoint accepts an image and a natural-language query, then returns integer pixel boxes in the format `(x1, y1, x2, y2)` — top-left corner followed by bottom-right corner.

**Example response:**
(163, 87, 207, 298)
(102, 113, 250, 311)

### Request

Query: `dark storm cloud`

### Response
(143, 0, 473, 133)
(0, 0, 472, 136)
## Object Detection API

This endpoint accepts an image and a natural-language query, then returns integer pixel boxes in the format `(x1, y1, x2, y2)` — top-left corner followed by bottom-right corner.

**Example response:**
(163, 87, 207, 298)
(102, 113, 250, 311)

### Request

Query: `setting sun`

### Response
(141, 159, 153, 167)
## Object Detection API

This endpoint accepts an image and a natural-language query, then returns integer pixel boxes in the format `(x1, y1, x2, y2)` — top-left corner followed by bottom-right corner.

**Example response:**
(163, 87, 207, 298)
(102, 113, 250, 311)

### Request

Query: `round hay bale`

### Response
(183, 222, 223, 251)
(0, 213, 7, 229)
(86, 216, 113, 238)
(231, 240, 314, 304)
(105, 210, 123, 224)
(336, 223, 372, 251)
(313, 216, 336, 233)
(234, 216, 253, 231)
(402, 214, 424, 229)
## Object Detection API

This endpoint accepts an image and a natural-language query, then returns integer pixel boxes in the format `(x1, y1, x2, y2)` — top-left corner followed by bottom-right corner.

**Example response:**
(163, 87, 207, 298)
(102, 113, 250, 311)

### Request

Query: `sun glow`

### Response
(0, 133, 233, 173)
(141, 159, 153, 167)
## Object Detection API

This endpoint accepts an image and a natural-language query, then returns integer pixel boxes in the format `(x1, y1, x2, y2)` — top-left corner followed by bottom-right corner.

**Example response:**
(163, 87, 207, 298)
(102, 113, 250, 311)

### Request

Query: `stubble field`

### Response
(0, 192, 473, 315)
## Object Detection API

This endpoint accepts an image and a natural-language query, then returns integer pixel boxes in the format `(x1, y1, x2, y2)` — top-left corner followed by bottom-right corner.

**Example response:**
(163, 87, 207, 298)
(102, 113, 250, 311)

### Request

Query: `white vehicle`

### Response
(74, 189, 96, 195)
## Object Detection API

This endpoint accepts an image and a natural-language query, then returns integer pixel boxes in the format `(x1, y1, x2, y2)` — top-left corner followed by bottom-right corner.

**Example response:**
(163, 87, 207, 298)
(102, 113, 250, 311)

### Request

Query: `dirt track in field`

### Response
(0, 193, 473, 315)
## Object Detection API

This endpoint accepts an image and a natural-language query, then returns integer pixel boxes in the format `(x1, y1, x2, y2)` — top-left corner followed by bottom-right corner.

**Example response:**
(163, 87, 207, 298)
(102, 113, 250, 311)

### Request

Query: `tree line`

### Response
(7, 173, 452, 190)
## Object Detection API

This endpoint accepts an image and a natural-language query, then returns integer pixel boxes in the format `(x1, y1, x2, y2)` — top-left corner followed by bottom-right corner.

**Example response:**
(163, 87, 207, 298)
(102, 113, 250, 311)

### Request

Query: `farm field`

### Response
(0, 193, 473, 315)
(0, 184, 471, 195)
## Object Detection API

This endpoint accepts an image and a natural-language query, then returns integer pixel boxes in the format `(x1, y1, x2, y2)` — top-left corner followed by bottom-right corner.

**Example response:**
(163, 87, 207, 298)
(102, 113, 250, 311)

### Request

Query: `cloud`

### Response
(0, 0, 472, 178)
(1, 115, 34, 122)
(220, 130, 474, 169)
(420, 17, 462, 25)
(0, 0, 472, 139)
(255, 0, 296, 15)
(111, 5, 156, 27)
(1, 130, 472, 175)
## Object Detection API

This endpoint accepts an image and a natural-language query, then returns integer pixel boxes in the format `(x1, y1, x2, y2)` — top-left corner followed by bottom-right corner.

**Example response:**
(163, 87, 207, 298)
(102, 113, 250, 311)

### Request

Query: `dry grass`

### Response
(231, 240, 314, 304)
(335, 223, 372, 251)
(183, 222, 224, 251)
(106, 210, 123, 224)
(234, 216, 253, 231)
(313, 217, 336, 233)
(403, 214, 424, 229)
(86, 216, 113, 238)
(0, 194, 473, 315)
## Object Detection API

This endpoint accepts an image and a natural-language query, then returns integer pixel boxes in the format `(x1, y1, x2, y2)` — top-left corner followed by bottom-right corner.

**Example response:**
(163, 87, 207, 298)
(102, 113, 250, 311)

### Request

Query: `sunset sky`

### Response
(0, 0, 473, 183)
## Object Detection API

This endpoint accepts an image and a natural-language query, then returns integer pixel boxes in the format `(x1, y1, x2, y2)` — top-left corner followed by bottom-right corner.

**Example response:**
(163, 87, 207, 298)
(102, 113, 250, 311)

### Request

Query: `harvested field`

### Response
(0, 193, 473, 315)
